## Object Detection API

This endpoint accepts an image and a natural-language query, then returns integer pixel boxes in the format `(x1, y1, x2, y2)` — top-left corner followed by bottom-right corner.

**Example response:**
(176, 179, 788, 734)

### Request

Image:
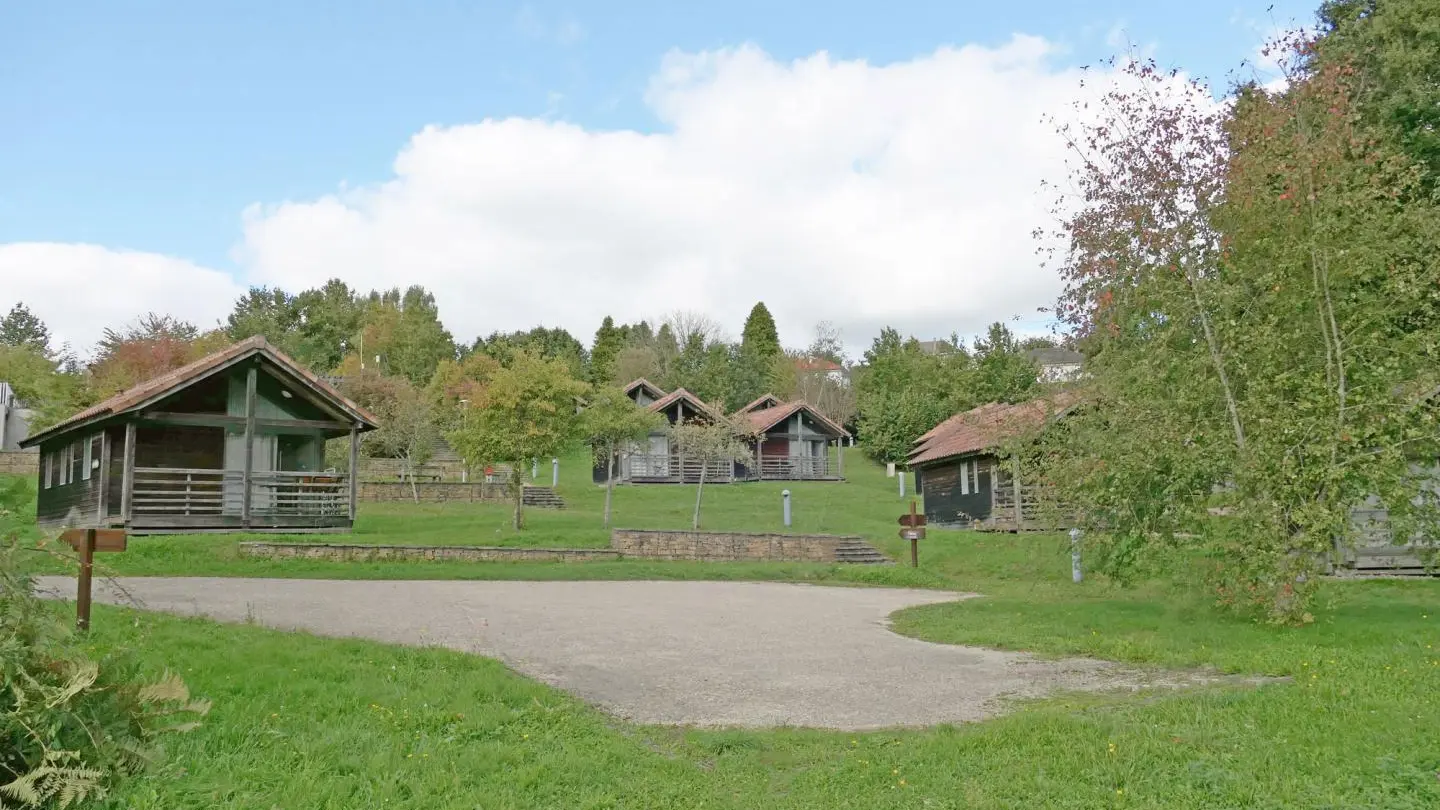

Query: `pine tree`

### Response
(590, 316, 624, 385)
(740, 302, 781, 360)
(0, 302, 52, 354)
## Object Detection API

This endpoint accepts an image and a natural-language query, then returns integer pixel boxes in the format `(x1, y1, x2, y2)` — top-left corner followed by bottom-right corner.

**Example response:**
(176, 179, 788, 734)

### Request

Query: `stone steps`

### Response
(522, 486, 567, 509)
(835, 540, 891, 564)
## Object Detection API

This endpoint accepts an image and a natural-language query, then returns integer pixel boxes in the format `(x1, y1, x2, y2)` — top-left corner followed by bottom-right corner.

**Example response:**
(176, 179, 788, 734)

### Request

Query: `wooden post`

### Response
(96, 431, 111, 521)
(241, 365, 257, 528)
(348, 423, 360, 522)
(76, 528, 95, 632)
(1011, 455, 1023, 528)
(120, 422, 136, 524)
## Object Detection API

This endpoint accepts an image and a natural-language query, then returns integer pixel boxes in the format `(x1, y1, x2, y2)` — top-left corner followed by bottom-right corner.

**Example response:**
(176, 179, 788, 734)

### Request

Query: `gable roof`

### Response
(647, 387, 723, 420)
(737, 393, 782, 414)
(907, 391, 1080, 467)
(21, 336, 380, 447)
(740, 400, 850, 439)
(622, 378, 667, 399)
(794, 356, 843, 373)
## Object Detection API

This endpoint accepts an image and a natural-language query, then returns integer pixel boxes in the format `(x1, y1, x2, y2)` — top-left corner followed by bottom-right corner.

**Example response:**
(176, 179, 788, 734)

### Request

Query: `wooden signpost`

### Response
(60, 528, 128, 632)
(898, 500, 926, 568)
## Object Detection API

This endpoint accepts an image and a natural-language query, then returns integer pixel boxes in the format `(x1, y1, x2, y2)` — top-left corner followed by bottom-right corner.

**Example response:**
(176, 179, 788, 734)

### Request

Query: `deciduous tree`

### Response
(668, 416, 753, 529)
(582, 386, 665, 527)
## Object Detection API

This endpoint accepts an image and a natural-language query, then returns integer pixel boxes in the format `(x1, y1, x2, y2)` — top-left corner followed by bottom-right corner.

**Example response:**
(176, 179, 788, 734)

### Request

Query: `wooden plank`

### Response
(120, 422, 136, 524)
(61, 527, 128, 553)
(348, 424, 360, 521)
(139, 411, 349, 432)
(242, 365, 257, 528)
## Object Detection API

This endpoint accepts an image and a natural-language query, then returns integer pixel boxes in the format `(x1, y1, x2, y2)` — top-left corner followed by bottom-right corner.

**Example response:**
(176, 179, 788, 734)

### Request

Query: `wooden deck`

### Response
(124, 466, 353, 533)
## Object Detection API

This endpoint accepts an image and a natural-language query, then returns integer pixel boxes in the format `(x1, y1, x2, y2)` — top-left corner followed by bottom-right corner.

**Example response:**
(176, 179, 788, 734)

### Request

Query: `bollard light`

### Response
(1069, 527, 1084, 583)
(551, 457, 559, 487)
(782, 489, 792, 527)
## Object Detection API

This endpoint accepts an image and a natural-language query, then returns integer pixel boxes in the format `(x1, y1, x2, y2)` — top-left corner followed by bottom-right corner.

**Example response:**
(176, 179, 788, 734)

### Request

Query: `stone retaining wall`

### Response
(358, 481, 510, 503)
(240, 542, 620, 563)
(0, 450, 38, 476)
(610, 529, 862, 562)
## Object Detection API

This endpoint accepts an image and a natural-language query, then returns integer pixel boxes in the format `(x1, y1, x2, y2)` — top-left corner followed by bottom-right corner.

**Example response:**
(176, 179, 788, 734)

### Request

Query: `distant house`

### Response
(596, 380, 850, 484)
(736, 397, 849, 480)
(915, 339, 959, 356)
(794, 356, 848, 386)
(1025, 347, 1084, 383)
(908, 393, 1079, 530)
(0, 382, 32, 451)
(20, 336, 379, 534)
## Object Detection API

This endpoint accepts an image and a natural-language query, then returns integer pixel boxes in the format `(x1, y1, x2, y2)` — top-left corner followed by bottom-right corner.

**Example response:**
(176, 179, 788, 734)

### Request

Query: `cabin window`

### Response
(70, 440, 84, 483)
(82, 434, 98, 480)
(960, 461, 970, 495)
(41, 454, 51, 489)
(972, 461, 980, 493)
(58, 446, 69, 486)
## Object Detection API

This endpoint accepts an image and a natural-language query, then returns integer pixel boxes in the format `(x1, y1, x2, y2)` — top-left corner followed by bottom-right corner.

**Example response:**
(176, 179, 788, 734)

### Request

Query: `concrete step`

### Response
(835, 541, 891, 564)
(521, 486, 567, 509)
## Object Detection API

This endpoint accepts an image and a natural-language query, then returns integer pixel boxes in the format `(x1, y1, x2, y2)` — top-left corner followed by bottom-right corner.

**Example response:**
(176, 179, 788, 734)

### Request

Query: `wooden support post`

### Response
(241, 365, 257, 528)
(348, 423, 360, 522)
(1011, 455, 1023, 528)
(120, 422, 136, 524)
(76, 528, 94, 632)
(96, 431, 111, 521)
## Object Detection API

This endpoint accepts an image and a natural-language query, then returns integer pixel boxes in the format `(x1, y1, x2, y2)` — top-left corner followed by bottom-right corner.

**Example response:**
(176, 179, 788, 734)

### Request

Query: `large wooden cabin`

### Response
(735, 397, 848, 480)
(21, 336, 379, 534)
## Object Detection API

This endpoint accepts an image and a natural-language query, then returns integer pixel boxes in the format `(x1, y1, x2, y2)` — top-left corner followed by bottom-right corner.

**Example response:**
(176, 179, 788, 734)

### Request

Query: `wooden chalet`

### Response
(21, 336, 379, 534)
(595, 382, 731, 484)
(907, 393, 1077, 531)
(735, 396, 849, 480)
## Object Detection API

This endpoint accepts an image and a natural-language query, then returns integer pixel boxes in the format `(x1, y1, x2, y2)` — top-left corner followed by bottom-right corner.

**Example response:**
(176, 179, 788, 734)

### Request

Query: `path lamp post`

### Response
(782, 489, 792, 527)
(552, 457, 559, 487)
(1069, 528, 1084, 583)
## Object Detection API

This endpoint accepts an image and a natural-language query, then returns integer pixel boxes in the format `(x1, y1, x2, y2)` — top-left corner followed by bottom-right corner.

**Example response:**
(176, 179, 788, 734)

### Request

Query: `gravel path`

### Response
(37, 577, 1211, 729)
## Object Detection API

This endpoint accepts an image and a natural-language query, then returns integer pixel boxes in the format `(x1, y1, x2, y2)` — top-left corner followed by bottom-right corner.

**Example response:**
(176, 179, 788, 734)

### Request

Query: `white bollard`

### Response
(1069, 528, 1084, 583)
(898, 470, 906, 498)
(782, 489, 792, 527)
(551, 457, 559, 487)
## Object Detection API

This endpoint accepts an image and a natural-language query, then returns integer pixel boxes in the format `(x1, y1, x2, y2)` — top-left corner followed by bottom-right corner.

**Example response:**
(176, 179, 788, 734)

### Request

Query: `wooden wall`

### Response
(918, 455, 994, 527)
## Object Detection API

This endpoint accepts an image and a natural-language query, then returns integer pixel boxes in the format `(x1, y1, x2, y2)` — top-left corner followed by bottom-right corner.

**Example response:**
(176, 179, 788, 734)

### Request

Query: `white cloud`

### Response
(0, 243, 243, 355)
(4, 36, 1129, 358)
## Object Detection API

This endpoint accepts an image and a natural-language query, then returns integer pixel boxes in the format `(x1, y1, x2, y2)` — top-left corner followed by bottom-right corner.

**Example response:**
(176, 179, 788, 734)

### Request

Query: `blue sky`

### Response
(0, 1, 1319, 352)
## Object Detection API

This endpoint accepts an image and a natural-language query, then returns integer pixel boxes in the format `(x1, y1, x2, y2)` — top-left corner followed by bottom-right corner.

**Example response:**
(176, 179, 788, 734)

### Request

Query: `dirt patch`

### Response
(37, 577, 1254, 730)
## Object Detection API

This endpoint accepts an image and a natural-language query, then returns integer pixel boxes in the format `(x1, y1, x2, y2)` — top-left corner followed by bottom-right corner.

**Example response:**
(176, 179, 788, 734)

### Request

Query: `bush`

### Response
(1, 485, 209, 808)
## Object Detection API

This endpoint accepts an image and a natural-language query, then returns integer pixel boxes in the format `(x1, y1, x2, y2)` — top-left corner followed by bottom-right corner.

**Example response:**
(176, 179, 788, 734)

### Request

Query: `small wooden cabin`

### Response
(21, 336, 379, 534)
(736, 397, 849, 480)
(596, 384, 731, 484)
(908, 394, 1076, 530)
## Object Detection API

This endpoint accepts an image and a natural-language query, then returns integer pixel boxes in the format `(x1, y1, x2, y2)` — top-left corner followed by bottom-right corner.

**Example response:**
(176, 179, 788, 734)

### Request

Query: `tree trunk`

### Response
(603, 441, 616, 529)
(404, 452, 419, 504)
(692, 462, 705, 530)
(511, 469, 525, 531)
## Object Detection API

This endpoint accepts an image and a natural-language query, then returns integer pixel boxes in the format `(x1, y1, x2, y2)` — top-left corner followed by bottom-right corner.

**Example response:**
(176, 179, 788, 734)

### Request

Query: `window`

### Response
(82, 435, 95, 480)
(42, 453, 51, 489)
(972, 460, 980, 493)
(69, 441, 83, 485)
(959, 460, 970, 495)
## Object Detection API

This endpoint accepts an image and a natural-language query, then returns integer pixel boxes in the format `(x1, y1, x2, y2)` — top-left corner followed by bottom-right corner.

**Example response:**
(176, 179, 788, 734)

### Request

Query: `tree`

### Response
(662, 310, 724, 348)
(612, 345, 662, 387)
(806, 321, 846, 365)
(1037, 31, 1440, 621)
(426, 352, 502, 435)
(668, 417, 753, 529)
(582, 386, 665, 528)
(853, 328, 973, 462)
(89, 315, 221, 399)
(225, 287, 302, 354)
(350, 286, 456, 385)
(346, 373, 438, 502)
(972, 322, 1039, 404)
(589, 316, 624, 385)
(0, 303, 51, 354)
(740, 302, 781, 360)
(473, 327, 588, 378)
(447, 352, 588, 530)
(0, 345, 86, 430)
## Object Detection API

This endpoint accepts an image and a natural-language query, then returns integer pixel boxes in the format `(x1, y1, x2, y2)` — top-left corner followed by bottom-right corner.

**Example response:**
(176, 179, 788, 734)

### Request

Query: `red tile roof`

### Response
(907, 392, 1080, 467)
(794, 356, 843, 373)
(739, 400, 850, 438)
(21, 335, 379, 447)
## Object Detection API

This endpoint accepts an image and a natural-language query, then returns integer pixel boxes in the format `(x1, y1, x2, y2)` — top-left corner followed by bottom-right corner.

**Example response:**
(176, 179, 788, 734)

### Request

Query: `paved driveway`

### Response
(39, 577, 1190, 729)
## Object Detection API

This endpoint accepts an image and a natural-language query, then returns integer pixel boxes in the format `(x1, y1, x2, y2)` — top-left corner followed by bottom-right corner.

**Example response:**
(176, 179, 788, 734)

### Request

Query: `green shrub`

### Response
(1, 484, 209, 808)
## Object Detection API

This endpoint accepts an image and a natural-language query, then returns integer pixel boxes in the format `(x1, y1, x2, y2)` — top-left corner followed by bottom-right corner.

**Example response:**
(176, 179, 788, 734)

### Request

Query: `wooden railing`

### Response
(621, 454, 733, 482)
(756, 454, 830, 480)
(131, 467, 350, 517)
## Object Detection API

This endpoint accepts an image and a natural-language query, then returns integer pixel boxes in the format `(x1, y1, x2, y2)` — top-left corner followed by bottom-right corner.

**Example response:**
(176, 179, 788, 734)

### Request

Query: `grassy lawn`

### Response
(73, 556, 1440, 809)
(9, 450, 1440, 806)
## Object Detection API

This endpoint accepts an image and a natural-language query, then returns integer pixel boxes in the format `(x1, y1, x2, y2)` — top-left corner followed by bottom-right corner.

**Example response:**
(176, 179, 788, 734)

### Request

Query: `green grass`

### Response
(9, 456, 1440, 806)
(74, 562, 1440, 809)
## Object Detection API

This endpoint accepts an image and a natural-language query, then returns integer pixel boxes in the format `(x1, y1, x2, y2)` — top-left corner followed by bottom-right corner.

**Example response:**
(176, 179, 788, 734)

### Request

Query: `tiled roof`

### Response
(795, 356, 843, 373)
(21, 335, 379, 447)
(907, 391, 1080, 467)
(622, 377, 667, 398)
(739, 400, 850, 438)
(646, 387, 723, 420)
(737, 393, 782, 414)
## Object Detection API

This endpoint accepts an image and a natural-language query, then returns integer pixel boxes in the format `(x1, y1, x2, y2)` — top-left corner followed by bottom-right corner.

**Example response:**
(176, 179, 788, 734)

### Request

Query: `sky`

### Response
(0, 0, 1319, 359)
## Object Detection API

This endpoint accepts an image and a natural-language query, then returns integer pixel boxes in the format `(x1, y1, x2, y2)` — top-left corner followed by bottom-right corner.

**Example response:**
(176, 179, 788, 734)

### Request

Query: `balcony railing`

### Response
(756, 454, 830, 480)
(131, 467, 350, 517)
